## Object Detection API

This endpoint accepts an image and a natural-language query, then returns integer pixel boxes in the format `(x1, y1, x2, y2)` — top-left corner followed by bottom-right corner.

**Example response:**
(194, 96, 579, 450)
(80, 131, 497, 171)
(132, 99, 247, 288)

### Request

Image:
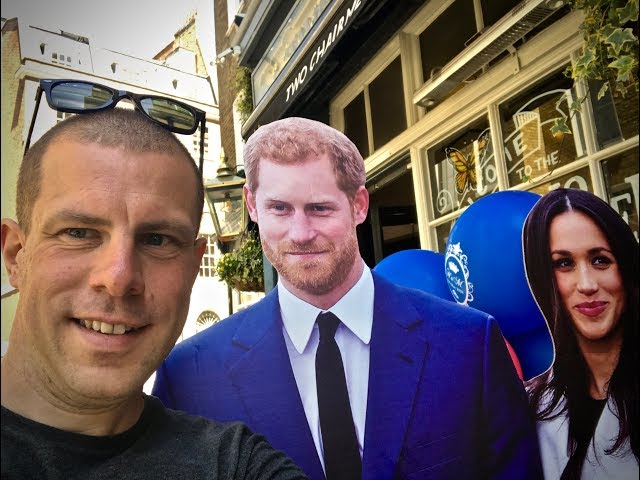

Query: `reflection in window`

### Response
(499, 71, 585, 187)
(370, 57, 406, 150)
(427, 118, 496, 219)
(602, 149, 639, 240)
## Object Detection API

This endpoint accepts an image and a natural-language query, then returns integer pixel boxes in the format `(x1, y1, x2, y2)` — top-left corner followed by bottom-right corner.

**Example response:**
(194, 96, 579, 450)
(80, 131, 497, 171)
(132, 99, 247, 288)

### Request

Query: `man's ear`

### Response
(1, 219, 26, 289)
(244, 185, 259, 223)
(191, 236, 207, 279)
(352, 186, 369, 226)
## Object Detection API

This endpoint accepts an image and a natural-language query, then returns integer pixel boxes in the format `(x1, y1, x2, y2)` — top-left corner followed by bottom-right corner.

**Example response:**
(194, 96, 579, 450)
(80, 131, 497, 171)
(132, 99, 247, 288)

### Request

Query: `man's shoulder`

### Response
(373, 272, 491, 324)
(374, 275, 493, 333)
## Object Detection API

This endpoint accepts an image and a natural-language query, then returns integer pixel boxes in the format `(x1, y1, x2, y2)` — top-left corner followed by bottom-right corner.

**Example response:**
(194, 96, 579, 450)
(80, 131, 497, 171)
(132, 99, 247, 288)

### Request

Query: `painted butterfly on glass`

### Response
(445, 130, 491, 194)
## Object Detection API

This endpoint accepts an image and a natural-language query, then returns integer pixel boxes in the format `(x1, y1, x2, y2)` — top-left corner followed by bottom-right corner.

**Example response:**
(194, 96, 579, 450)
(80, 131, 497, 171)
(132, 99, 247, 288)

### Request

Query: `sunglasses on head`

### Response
(24, 79, 206, 175)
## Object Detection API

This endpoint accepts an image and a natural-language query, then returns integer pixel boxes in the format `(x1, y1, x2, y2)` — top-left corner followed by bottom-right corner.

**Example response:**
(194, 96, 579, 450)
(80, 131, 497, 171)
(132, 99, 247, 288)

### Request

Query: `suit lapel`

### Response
(362, 274, 430, 479)
(227, 290, 324, 480)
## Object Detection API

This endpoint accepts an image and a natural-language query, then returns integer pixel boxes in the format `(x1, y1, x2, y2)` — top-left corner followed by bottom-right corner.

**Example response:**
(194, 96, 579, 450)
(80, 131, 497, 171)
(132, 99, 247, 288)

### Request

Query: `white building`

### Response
(1, 15, 236, 358)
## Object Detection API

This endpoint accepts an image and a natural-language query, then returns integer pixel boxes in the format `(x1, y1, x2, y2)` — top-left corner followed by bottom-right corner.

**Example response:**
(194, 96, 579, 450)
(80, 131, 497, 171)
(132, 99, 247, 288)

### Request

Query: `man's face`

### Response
(2, 140, 205, 405)
(245, 154, 368, 300)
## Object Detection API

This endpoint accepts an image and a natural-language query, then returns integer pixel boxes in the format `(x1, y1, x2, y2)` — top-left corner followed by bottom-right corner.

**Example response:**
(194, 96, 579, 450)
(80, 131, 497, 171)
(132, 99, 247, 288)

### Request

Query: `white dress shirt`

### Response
(279, 263, 374, 472)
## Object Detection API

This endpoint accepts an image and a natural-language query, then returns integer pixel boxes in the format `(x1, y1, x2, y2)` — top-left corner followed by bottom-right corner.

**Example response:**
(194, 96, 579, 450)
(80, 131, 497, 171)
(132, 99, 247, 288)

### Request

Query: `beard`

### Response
(262, 231, 359, 296)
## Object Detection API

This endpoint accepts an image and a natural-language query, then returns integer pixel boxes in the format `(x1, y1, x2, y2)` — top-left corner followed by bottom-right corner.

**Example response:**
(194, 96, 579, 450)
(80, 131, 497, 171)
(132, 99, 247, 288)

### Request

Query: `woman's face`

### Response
(549, 210, 625, 345)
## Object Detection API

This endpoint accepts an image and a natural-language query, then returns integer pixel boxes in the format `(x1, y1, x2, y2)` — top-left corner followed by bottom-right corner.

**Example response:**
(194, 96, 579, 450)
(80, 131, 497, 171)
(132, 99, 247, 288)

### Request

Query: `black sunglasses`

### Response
(24, 79, 206, 175)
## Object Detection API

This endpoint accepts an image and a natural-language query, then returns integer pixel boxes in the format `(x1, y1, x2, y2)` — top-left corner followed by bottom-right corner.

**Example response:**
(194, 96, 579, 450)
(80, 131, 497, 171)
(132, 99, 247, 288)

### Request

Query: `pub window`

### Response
(369, 57, 406, 150)
(342, 56, 406, 157)
(589, 79, 639, 150)
(344, 92, 368, 158)
(601, 149, 639, 240)
(480, 0, 521, 30)
(426, 116, 496, 224)
(527, 165, 594, 197)
(498, 69, 585, 188)
(419, 0, 476, 86)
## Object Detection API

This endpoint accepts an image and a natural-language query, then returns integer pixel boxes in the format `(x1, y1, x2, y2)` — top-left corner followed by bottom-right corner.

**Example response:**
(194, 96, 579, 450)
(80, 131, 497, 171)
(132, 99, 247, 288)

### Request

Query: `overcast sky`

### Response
(1, 0, 215, 59)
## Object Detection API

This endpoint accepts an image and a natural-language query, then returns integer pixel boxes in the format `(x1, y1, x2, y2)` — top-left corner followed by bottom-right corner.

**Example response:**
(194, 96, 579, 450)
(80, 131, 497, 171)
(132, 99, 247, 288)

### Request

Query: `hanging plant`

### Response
(234, 66, 254, 123)
(551, 0, 639, 136)
(215, 230, 264, 292)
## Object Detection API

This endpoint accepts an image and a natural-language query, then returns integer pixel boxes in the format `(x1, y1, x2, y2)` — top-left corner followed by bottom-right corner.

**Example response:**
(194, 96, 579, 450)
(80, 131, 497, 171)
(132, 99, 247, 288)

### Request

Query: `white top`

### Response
(536, 391, 639, 479)
(278, 264, 374, 472)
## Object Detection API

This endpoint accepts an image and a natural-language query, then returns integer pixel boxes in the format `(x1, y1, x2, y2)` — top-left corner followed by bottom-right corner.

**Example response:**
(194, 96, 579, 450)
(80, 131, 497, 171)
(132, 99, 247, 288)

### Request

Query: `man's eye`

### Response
(65, 228, 89, 238)
(142, 233, 167, 246)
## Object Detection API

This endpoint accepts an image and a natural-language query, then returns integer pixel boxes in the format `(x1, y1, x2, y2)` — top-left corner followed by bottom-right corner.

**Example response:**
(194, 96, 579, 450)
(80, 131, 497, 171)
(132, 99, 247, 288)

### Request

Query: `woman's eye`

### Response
(593, 256, 613, 267)
(552, 257, 573, 269)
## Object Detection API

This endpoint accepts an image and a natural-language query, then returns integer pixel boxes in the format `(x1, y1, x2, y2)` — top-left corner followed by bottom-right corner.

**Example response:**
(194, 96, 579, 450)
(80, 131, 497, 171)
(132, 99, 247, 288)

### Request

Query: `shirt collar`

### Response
(279, 262, 374, 354)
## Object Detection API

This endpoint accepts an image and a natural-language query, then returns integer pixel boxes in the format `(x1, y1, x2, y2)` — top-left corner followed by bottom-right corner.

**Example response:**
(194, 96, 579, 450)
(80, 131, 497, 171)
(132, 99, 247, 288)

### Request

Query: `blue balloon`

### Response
(444, 190, 553, 381)
(374, 249, 453, 301)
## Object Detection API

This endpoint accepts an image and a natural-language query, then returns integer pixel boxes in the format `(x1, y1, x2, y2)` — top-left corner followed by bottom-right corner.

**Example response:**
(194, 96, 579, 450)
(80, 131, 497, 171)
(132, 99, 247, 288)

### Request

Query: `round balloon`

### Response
(373, 249, 453, 301)
(444, 190, 553, 381)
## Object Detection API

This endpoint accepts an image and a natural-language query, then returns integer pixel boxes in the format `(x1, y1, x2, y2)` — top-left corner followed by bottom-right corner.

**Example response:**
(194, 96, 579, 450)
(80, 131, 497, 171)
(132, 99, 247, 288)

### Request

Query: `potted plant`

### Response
(215, 230, 264, 292)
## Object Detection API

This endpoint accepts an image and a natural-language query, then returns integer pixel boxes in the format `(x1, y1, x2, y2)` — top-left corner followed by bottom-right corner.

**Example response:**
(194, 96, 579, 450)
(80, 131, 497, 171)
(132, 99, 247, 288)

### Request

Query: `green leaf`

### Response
(575, 47, 598, 71)
(604, 27, 636, 56)
(613, 1, 639, 25)
(570, 99, 583, 113)
(608, 55, 638, 83)
(597, 81, 610, 99)
(550, 117, 572, 137)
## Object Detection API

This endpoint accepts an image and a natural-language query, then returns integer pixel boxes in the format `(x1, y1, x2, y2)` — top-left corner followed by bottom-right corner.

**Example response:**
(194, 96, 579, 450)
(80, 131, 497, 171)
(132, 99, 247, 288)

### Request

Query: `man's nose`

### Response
(88, 238, 145, 297)
(288, 211, 316, 244)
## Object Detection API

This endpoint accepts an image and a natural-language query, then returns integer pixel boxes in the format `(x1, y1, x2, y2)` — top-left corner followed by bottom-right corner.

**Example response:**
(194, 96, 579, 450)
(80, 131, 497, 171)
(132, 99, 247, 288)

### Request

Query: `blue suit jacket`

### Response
(153, 273, 542, 479)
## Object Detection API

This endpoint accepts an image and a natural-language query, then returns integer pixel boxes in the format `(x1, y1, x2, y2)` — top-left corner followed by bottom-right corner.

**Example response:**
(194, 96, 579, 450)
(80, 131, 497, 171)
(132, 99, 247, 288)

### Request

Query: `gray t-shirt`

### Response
(1, 394, 307, 479)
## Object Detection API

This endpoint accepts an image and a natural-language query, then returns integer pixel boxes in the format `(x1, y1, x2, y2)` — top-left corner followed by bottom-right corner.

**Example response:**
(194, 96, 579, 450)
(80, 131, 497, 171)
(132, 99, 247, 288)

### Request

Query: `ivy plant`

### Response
(215, 230, 264, 292)
(551, 0, 639, 136)
(235, 66, 254, 123)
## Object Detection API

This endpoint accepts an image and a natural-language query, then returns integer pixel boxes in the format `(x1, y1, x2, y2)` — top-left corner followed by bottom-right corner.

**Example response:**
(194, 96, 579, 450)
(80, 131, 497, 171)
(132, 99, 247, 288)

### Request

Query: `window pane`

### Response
(427, 117, 497, 219)
(602, 149, 639, 240)
(480, 0, 520, 28)
(590, 80, 640, 150)
(435, 219, 456, 254)
(526, 165, 593, 195)
(370, 57, 406, 150)
(419, 0, 476, 83)
(498, 70, 585, 187)
(344, 92, 368, 157)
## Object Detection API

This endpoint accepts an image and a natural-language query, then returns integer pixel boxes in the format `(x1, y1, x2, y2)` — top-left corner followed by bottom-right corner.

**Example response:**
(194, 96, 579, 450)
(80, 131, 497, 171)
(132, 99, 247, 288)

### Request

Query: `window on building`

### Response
(344, 92, 368, 158)
(342, 55, 407, 157)
(195, 310, 221, 334)
(370, 57, 406, 150)
(199, 234, 217, 277)
(427, 116, 495, 222)
(498, 70, 585, 188)
(479, 0, 521, 29)
(601, 149, 639, 240)
(589, 79, 639, 150)
(192, 123, 210, 161)
(419, 1, 476, 85)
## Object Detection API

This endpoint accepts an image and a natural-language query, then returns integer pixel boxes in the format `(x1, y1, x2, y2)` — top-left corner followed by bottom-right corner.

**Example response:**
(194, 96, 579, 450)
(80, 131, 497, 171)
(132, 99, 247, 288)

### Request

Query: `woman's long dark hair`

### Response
(524, 188, 639, 474)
